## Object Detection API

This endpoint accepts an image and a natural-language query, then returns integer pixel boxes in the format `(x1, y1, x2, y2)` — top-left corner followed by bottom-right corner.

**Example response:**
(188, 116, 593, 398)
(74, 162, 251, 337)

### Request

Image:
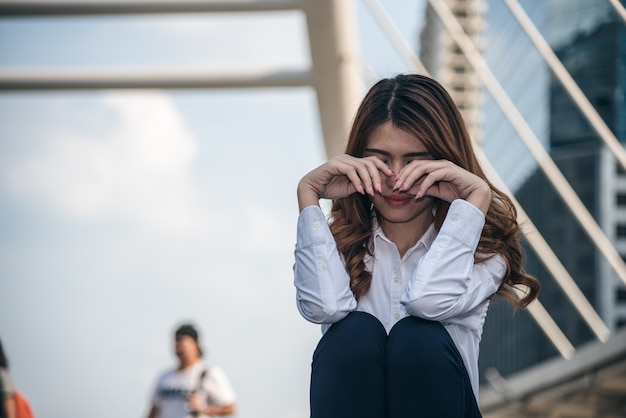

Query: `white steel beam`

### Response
(0, 0, 305, 16)
(515, 292, 576, 359)
(428, 0, 626, 290)
(0, 69, 312, 90)
(503, 0, 626, 172)
(304, 0, 362, 158)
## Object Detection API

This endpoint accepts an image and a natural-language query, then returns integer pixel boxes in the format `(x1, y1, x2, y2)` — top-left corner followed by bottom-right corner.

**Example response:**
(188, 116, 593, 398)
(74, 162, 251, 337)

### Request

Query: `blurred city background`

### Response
(0, 0, 625, 417)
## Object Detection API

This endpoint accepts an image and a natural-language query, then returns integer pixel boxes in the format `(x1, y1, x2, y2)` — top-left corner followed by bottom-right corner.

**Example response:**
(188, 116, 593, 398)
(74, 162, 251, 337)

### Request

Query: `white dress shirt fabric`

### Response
(293, 199, 506, 399)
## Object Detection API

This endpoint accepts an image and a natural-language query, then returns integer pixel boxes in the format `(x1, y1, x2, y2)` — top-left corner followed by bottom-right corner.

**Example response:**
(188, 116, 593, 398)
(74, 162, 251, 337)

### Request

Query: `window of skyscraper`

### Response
(616, 224, 626, 238)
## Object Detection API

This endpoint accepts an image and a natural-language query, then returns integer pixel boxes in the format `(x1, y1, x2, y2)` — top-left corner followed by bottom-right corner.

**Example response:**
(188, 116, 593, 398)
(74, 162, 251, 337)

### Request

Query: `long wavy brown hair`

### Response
(329, 74, 540, 308)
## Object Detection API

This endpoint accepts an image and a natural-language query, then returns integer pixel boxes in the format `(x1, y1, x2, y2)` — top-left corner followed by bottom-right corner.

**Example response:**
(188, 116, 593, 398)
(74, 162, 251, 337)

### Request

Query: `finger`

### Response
(363, 157, 394, 194)
(351, 160, 381, 196)
(339, 157, 385, 196)
(396, 160, 457, 192)
(393, 160, 437, 192)
(415, 167, 454, 199)
(342, 166, 366, 195)
(413, 171, 438, 199)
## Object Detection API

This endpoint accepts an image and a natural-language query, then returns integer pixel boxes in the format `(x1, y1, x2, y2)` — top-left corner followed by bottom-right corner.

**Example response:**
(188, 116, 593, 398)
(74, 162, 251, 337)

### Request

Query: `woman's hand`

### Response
(393, 159, 491, 215)
(297, 154, 394, 211)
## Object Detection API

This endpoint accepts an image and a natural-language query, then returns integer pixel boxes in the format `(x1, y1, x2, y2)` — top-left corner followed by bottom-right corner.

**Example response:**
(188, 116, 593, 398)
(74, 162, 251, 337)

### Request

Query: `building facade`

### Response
(419, 0, 486, 143)
(480, 0, 626, 381)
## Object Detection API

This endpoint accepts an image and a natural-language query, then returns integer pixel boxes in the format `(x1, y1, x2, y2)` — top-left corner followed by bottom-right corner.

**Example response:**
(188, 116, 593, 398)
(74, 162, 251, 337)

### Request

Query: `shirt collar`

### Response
(372, 215, 436, 252)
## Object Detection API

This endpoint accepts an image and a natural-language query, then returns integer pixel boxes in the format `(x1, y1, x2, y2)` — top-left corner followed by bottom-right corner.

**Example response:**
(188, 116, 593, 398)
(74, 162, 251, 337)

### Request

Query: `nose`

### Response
(384, 173, 395, 189)
(384, 161, 403, 184)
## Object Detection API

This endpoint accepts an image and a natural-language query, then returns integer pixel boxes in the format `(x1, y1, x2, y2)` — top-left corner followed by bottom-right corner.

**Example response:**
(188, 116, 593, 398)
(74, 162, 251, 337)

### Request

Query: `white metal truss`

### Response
(0, 0, 305, 15)
(0, 0, 361, 158)
(0, 68, 312, 89)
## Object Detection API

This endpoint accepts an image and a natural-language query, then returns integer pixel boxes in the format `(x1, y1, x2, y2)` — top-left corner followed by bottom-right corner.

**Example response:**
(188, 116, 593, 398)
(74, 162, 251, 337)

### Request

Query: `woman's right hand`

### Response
(297, 154, 394, 211)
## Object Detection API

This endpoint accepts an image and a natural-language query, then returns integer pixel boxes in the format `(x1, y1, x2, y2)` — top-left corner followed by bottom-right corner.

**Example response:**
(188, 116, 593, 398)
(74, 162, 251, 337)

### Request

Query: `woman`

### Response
(294, 74, 539, 417)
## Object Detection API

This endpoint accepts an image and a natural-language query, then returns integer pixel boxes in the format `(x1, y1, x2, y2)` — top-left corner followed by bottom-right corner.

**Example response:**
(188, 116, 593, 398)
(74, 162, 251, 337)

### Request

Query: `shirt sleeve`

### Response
(293, 205, 357, 324)
(149, 374, 162, 409)
(401, 199, 506, 327)
(204, 366, 237, 406)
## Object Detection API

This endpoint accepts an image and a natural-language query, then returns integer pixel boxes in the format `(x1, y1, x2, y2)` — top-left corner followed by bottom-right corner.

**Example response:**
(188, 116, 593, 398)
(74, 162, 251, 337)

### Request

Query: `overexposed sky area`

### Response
(0, 2, 426, 418)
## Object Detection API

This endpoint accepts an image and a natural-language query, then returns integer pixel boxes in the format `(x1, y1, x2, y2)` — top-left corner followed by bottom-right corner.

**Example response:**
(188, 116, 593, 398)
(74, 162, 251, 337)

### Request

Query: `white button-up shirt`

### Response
(293, 199, 506, 398)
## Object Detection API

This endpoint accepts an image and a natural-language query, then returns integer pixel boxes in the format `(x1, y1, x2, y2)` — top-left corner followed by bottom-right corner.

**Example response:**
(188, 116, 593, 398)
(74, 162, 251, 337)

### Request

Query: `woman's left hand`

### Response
(393, 159, 491, 215)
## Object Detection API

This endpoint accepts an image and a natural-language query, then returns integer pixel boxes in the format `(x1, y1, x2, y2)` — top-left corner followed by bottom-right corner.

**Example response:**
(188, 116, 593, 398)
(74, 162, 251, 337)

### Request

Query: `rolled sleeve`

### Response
(294, 206, 356, 324)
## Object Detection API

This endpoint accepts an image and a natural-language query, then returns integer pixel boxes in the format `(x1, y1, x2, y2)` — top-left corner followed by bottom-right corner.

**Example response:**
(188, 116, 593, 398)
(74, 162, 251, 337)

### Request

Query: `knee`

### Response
(313, 311, 387, 367)
(387, 316, 459, 371)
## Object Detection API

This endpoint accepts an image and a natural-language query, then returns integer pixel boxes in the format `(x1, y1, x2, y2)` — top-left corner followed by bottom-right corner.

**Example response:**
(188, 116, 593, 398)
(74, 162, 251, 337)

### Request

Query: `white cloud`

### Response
(3, 91, 206, 234)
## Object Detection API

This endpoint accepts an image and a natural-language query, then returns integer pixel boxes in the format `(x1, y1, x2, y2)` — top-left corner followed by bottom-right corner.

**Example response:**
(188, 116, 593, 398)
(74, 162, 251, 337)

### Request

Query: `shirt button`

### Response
(394, 313, 400, 320)
(393, 276, 400, 283)
(430, 252, 440, 260)
(313, 221, 321, 228)
(450, 213, 458, 221)
(319, 263, 328, 270)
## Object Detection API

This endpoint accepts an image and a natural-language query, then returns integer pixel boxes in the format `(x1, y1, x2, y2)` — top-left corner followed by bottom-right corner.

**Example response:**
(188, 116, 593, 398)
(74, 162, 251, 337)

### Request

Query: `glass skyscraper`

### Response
(479, 0, 626, 381)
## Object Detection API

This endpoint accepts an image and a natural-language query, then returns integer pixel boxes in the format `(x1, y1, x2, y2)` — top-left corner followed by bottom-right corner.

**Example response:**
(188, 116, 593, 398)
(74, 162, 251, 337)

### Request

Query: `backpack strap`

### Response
(196, 368, 208, 392)
(191, 369, 209, 417)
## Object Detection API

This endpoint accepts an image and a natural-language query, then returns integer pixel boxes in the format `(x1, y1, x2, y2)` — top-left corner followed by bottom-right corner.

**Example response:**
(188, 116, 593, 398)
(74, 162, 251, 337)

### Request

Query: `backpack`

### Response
(13, 390, 34, 418)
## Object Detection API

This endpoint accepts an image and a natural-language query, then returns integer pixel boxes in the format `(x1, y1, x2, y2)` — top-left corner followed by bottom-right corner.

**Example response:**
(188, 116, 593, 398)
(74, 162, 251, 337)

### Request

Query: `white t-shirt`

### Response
(151, 360, 236, 418)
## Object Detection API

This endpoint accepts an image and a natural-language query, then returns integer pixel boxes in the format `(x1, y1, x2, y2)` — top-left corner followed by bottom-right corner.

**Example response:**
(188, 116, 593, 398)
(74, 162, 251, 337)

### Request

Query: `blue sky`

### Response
(0, 2, 427, 418)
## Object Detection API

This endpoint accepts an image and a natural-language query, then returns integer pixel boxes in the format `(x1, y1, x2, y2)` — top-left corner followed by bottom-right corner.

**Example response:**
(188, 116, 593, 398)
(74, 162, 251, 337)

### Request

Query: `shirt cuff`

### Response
(296, 205, 331, 249)
(439, 199, 485, 250)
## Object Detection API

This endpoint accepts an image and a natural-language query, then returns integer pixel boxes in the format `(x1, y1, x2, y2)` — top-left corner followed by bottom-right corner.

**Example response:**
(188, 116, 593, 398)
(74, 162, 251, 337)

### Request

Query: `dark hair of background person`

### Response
(0, 339, 7, 370)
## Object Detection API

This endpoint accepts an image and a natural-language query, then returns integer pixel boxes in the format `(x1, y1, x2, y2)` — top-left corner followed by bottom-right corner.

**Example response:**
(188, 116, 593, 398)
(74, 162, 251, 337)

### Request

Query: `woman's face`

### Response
(363, 121, 435, 229)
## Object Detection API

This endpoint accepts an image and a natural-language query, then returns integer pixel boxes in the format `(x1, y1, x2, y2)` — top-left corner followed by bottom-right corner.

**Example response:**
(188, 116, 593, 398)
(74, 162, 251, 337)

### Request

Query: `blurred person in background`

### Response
(1, 338, 34, 418)
(146, 324, 236, 418)
(0, 338, 15, 418)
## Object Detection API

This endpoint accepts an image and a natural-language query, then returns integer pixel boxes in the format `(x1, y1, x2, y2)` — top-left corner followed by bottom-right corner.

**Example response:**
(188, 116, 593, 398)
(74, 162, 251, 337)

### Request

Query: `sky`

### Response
(0, 2, 429, 418)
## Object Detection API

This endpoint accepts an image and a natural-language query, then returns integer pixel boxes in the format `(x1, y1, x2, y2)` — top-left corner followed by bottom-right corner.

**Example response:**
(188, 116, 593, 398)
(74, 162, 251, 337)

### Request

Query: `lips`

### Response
(383, 194, 412, 207)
